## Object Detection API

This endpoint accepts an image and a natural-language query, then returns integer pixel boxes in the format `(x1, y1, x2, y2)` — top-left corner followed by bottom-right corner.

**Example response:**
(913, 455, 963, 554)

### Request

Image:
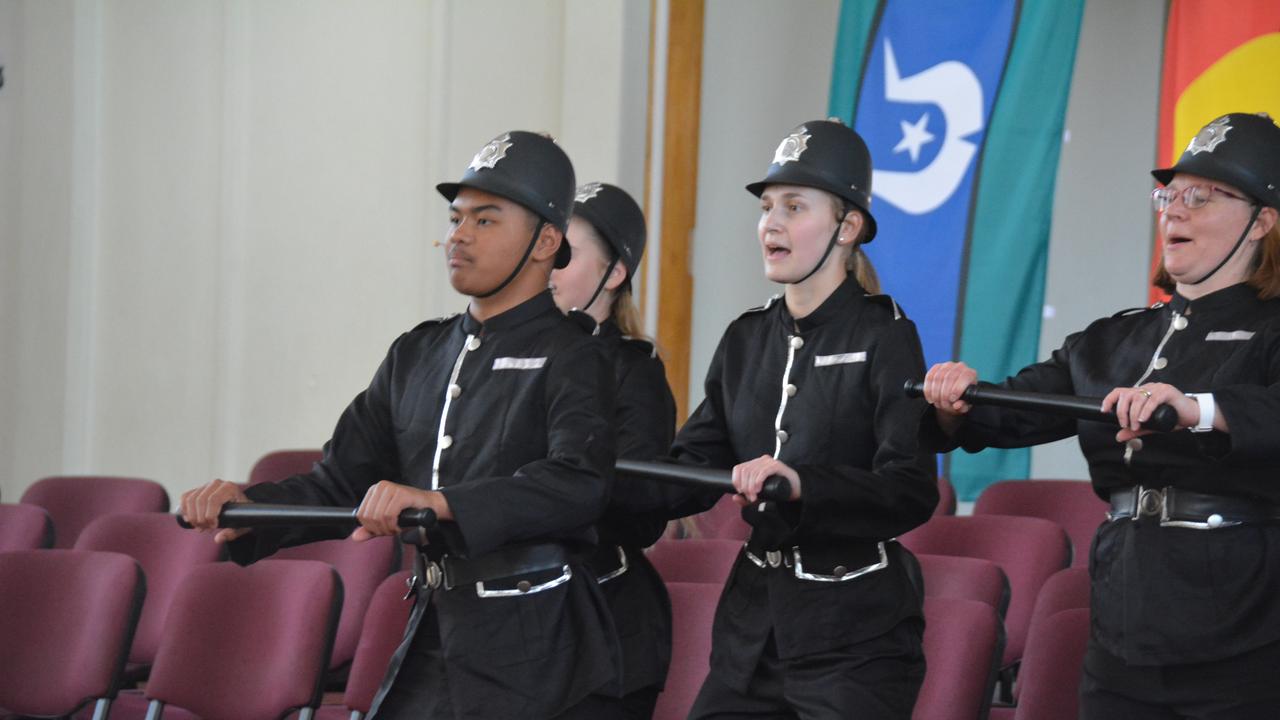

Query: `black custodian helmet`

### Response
(572, 182, 647, 281)
(746, 119, 878, 242)
(437, 130, 576, 269)
(1152, 112, 1280, 210)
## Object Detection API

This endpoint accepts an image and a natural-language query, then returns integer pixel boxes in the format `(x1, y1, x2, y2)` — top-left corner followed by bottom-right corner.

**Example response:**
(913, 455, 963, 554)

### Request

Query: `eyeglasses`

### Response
(1151, 184, 1252, 212)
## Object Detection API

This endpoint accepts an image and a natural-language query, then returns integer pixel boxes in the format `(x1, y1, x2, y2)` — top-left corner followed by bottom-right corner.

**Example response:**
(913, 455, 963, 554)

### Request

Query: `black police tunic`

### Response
(671, 277, 938, 691)
(926, 282, 1280, 666)
(232, 291, 620, 719)
(592, 320, 677, 698)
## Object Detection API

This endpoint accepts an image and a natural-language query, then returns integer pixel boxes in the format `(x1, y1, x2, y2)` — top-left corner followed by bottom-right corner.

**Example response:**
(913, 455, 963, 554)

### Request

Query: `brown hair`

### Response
(1152, 222, 1280, 299)
(827, 194, 882, 294)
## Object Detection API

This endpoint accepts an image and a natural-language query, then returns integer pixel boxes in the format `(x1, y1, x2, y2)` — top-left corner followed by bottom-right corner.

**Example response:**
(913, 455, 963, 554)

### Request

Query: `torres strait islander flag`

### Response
(1151, 0, 1280, 304)
(828, 0, 1084, 501)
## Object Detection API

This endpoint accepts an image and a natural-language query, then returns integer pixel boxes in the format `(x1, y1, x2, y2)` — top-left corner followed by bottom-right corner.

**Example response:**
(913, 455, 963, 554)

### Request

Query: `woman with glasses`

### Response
(920, 112, 1280, 718)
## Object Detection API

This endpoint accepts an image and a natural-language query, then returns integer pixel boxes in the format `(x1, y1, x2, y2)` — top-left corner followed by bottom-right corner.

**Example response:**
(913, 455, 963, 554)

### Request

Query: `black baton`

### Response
(176, 503, 437, 530)
(615, 459, 793, 502)
(904, 380, 1179, 433)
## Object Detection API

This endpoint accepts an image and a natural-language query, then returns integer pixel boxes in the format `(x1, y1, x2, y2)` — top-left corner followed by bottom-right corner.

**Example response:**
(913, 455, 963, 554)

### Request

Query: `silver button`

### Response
(466, 337, 481, 351)
(1207, 513, 1224, 529)
(516, 580, 532, 593)
(833, 565, 848, 576)
(449, 384, 462, 398)
(1153, 357, 1168, 370)
(1173, 316, 1188, 330)
(789, 336, 804, 349)
(440, 435, 453, 449)
(1126, 438, 1143, 452)
(785, 384, 797, 397)
(776, 429, 789, 444)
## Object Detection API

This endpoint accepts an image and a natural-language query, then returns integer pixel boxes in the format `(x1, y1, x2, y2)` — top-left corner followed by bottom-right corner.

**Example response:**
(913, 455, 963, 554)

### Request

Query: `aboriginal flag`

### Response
(1151, 0, 1280, 304)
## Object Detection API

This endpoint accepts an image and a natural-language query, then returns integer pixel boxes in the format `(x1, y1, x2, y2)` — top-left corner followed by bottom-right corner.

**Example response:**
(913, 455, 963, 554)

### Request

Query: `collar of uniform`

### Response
(597, 318, 622, 340)
(781, 276, 866, 332)
(461, 290, 558, 334)
(1169, 282, 1257, 316)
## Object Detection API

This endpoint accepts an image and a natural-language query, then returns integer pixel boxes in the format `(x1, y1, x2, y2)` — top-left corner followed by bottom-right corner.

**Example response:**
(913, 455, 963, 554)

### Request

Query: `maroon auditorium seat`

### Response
(936, 476, 958, 515)
(0, 502, 54, 550)
(322, 570, 416, 719)
(899, 515, 1070, 670)
(0, 550, 144, 719)
(913, 596, 1005, 720)
(142, 559, 342, 720)
(20, 475, 169, 548)
(973, 479, 1108, 567)
(646, 537, 743, 584)
(1009, 608, 1090, 720)
(916, 553, 1010, 618)
(247, 449, 324, 487)
(73, 513, 225, 674)
(274, 536, 400, 673)
(653, 581, 720, 720)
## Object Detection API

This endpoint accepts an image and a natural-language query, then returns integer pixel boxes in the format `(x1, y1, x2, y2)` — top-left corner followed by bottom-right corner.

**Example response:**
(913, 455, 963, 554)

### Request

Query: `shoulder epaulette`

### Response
(620, 335, 658, 358)
(1110, 303, 1161, 319)
(409, 313, 460, 333)
(566, 309, 600, 335)
(740, 293, 782, 317)
(863, 293, 904, 320)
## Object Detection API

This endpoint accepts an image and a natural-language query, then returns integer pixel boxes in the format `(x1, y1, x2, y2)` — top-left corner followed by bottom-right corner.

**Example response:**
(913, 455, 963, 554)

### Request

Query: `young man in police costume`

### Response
(179, 130, 624, 719)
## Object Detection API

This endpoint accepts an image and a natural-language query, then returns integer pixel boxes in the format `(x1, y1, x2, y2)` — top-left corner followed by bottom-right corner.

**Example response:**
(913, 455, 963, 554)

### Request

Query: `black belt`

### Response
(585, 544, 631, 584)
(1108, 486, 1280, 529)
(411, 542, 573, 598)
(743, 538, 889, 582)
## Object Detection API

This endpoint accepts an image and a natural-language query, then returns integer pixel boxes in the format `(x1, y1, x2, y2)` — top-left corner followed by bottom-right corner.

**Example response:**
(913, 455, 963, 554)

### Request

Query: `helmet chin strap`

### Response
(1189, 204, 1262, 286)
(476, 219, 547, 299)
(577, 255, 620, 314)
(792, 204, 851, 286)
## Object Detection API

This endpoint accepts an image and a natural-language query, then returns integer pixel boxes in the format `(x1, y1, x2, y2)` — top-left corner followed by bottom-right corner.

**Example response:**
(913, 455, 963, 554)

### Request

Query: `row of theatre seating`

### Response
(0, 454, 1107, 720)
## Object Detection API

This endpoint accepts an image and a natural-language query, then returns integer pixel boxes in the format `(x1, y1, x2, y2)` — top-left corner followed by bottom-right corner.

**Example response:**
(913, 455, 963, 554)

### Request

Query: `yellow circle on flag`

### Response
(1171, 32, 1280, 164)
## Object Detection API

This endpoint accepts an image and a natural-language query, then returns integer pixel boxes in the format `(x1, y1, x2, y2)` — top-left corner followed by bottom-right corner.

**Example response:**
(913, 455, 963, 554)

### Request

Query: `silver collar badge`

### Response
(773, 127, 811, 166)
(1187, 117, 1231, 155)
(469, 133, 514, 171)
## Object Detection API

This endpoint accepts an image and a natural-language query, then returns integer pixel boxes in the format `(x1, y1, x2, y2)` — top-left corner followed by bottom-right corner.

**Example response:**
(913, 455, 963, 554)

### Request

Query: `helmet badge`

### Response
(1186, 116, 1231, 155)
(469, 133, 514, 171)
(772, 127, 811, 166)
(575, 182, 604, 203)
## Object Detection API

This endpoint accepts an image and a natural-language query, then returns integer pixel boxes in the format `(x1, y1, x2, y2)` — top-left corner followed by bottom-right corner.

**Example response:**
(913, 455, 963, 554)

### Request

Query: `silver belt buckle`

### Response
(1136, 486, 1166, 521)
(424, 561, 443, 590)
(765, 550, 783, 568)
(596, 546, 629, 584)
(475, 564, 572, 598)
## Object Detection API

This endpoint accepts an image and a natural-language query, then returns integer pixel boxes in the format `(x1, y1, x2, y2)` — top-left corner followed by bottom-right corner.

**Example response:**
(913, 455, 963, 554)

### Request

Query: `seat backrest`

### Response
(694, 495, 750, 540)
(916, 553, 1010, 618)
(974, 479, 1107, 567)
(0, 502, 54, 550)
(646, 537, 743, 584)
(145, 559, 342, 720)
(21, 475, 170, 548)
(936, 476, 958, 516)
(914, 596, 1005, 720)
(653, 581, 721, 720)
(1013, 608, 1090, 720)
(0, 549, 145, 718)
(899, 515, 1069, 667)
(274, 536, 399, 671)
(247, 449, 324, 487)
(74, 512, 225, 666)
(343, 570, 416, 715)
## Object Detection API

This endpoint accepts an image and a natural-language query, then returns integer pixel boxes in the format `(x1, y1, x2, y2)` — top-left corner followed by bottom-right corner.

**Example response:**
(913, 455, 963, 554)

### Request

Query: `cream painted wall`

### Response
(1, 0, 648, 503)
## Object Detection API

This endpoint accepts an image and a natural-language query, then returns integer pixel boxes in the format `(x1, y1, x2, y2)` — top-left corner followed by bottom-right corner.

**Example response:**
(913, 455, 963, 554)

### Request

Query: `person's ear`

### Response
(603, 259, 628, 292)
(530, 223, 563, 263)
(837, 210, 864, 246)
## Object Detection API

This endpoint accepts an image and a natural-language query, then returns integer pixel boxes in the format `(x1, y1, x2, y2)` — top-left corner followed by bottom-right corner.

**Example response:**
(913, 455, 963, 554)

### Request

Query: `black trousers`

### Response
(687, 620, 925, 720)
(371, 604, 624, 720)
(1080, 638, 1280, 720)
